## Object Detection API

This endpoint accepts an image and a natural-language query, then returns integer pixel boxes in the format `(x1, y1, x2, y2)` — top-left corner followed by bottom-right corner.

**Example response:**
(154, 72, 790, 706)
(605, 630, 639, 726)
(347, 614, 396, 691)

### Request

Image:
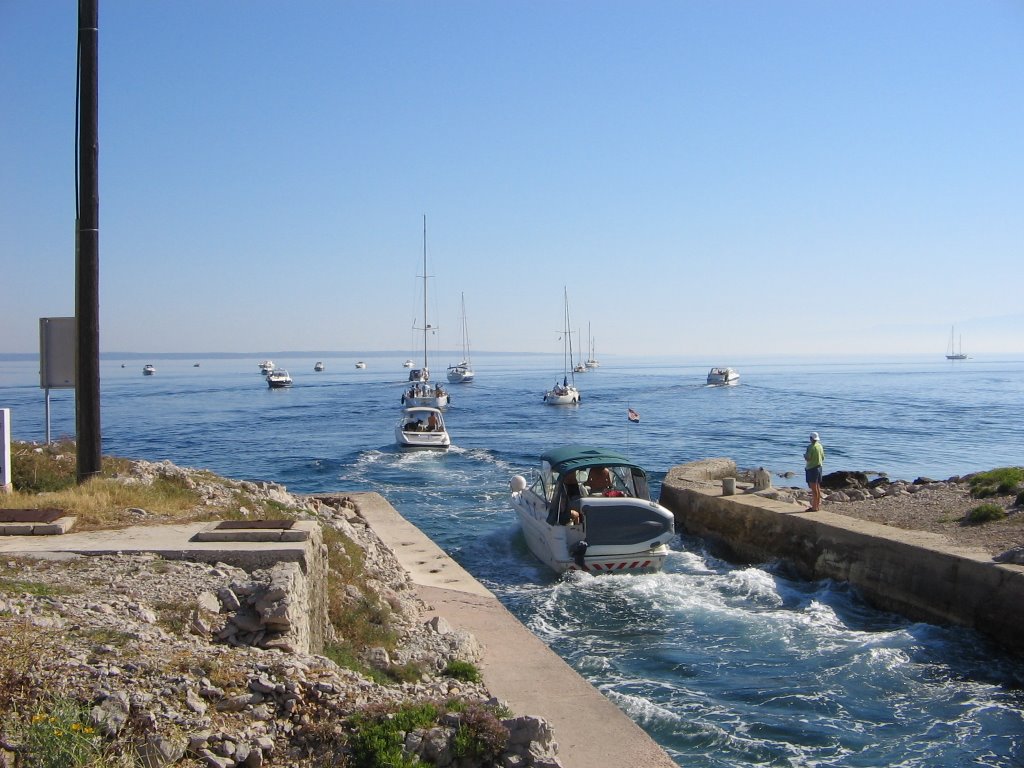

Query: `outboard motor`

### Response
(570, 540, 588, 569)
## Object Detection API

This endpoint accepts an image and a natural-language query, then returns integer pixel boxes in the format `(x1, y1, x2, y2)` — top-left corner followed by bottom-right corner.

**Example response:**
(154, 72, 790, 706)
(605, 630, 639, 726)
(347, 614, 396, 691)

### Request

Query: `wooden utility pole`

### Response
(76, 0, 101, 482)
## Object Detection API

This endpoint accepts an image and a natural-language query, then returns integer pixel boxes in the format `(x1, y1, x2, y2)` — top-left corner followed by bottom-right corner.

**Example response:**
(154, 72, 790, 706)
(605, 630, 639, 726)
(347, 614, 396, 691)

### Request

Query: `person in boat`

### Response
(427, 412, 440, 431)
(553, 473, 583, 525)
(586, 466, 612, 494)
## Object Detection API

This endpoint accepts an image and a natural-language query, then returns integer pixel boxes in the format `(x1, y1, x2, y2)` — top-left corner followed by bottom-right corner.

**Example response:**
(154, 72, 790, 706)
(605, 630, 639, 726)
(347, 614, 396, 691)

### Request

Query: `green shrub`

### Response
(969, 467, 1024, 498)
(347, 701, 440, 768)
(964, 503, 1007, 525)
(451, 705, 509, 761)
(443, 660, 482, 684)
(21, 699, 104, 768)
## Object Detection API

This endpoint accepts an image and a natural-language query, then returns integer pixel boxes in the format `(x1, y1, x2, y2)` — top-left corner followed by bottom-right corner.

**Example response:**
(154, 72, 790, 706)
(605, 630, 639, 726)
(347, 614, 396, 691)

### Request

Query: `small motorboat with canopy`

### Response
(509, 445, 675, 574)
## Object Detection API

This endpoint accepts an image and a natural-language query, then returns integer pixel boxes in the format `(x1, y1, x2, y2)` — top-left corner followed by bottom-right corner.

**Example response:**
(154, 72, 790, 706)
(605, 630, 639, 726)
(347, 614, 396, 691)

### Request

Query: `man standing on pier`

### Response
(804, 432, 825, 511)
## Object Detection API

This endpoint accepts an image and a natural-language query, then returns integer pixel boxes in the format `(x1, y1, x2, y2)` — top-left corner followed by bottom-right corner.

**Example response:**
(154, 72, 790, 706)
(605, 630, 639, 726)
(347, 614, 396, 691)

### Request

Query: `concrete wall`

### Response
(660, 459, 1024, 655)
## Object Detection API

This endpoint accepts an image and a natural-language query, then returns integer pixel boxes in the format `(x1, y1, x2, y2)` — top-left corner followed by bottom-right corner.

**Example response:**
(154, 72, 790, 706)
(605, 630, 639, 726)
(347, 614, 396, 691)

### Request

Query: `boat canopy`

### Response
(540, 445, 645, 477)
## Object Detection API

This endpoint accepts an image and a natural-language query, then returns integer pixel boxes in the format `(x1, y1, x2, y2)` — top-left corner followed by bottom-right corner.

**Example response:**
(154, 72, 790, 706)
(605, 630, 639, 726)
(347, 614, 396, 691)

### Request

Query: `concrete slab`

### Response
(352, 491, 678, 768)
(190, 520, 314, 543)
(0, 521, 311, 570)
(0, 516, 77, 535)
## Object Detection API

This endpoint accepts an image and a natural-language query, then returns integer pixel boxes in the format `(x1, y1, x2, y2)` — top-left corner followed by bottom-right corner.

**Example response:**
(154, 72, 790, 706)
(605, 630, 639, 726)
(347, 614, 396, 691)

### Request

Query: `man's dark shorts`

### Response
(805, 466, 822, 484)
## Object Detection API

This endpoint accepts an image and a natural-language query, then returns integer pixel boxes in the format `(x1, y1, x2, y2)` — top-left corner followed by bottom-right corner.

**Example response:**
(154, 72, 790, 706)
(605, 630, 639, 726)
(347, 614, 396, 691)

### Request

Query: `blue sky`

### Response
(2, 1, 1023, 357)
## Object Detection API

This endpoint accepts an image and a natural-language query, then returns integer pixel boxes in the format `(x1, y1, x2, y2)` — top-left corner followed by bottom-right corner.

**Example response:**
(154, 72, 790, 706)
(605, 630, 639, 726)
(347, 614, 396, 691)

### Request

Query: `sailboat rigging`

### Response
(447, 293, 475, 383)
(946, 326, 968, 360)
(402, 216, 450, 408)
(543, 287, 581, 405)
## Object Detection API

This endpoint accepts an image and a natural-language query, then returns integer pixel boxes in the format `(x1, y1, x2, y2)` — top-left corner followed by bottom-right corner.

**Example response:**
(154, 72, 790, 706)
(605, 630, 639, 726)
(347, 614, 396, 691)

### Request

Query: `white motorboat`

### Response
(395, 406, 450, 450)
(706, 367, 739, 386)
(543, 287, 580, 405)
(446, 293, 475, 384)
(355, 361, 367, 369)
(509, 445, 675, 574)
(403, 359, 414, 368)
(402, 216, 450, 408)
(142, 364, 156, 376)
(266, 368, 293, 388)
(258, 360, 275, 374)
(314, 361, 325, 372)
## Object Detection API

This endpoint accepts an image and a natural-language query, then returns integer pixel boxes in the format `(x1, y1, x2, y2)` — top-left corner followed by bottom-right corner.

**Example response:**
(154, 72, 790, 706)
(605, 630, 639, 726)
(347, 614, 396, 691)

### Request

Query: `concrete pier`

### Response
(659, 459, 1024, 655)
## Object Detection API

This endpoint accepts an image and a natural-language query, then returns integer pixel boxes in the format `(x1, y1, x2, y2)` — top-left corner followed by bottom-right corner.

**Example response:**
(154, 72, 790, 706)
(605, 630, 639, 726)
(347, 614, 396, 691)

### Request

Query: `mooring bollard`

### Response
(722, 477, 736, 496)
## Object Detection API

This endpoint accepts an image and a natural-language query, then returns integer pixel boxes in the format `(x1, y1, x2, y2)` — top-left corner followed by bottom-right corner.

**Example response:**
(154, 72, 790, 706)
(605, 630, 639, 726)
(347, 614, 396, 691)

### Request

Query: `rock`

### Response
(994, 547, 1024, 564)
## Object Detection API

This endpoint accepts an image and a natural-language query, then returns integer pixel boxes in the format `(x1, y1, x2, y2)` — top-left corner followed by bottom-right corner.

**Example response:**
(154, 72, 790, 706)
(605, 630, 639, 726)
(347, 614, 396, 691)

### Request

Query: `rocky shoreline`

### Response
(774, 470, 1024, 561)
(1, 459, 563, 768)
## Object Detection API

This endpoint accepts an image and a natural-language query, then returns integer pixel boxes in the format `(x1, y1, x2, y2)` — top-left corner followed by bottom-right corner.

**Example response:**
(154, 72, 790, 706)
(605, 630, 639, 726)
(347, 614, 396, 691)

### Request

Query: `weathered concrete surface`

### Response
(353, 491, 679, 768)
(660, 459, 1024, 655)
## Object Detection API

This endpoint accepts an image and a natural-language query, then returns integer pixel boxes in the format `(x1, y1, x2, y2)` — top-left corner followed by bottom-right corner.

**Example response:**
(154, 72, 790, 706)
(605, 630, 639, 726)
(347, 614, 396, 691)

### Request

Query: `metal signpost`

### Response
(39, 317, 77, 444)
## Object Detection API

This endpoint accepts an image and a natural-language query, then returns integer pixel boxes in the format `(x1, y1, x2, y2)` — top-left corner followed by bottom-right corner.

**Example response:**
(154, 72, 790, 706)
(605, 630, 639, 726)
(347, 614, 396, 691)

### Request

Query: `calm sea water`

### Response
(3, 353, 1024, 766)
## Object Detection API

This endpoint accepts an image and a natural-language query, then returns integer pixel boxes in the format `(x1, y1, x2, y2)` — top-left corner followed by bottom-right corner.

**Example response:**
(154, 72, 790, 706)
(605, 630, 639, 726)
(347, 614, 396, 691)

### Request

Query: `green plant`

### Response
(21, 699, 104, 768)
(451, 705, 509, 761)
(347, 701, 440, 768)
(968, 467, 1024, 498)
(443, 660, 482, 684)
(964, 503, 1007, 525)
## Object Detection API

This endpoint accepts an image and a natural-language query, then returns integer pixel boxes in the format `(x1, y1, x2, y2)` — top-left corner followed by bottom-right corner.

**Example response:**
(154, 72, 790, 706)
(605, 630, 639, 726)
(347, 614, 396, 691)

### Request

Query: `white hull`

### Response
(447, 364, 475, 384)
(544, 386, 580, 405)
(396, 407, 450, 450)
(512, 494, 670, 574)
(266, 369, 293, 388)
(707, 367, 739, 386)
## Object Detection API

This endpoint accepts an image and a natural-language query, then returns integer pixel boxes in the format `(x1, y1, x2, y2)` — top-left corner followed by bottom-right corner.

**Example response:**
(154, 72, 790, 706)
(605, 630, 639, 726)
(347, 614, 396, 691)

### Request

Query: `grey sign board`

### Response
(39, 317, 76, 389)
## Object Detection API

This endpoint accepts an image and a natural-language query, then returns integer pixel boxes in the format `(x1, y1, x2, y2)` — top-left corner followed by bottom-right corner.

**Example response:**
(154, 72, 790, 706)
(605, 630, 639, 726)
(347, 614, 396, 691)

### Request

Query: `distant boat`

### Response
(266, 368, 293, 388)
(707, 367, 739, 386)
(946, 326, 968, 360)
(403, 359, 414, 368)
(314, 361, 325, 372)
(142, 364, 156, 376)
(544, 288, 581, 405)
(585, 323, 600, 368)
(193, 363, 200, 367)
(355, 361, 367, 369)
(258, 360, 275, 374)
(446, 292, 475, 384)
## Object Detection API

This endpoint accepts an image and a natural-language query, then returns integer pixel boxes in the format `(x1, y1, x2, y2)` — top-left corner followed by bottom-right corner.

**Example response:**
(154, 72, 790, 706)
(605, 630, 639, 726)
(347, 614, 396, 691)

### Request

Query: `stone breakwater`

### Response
(0, 459, 564, 767)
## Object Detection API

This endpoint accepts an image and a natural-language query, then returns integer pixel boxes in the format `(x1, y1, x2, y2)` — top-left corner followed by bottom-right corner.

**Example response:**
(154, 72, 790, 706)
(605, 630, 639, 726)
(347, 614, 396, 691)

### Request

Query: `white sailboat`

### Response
(946, 326, 968, 360)
(402, 216, 450, 409)
(585, 323, 600, 368)
(544, 288, 581, 405)
(446, 292, 475, 384)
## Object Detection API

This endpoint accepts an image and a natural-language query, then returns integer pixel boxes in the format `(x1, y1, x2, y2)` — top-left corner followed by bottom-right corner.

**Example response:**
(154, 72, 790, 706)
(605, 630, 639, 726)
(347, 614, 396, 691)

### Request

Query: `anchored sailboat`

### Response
(447, 293, 475, 383)
(402, 216, 450, 408)
(946, 326, 968, 360)
(543, 288, 581, 405)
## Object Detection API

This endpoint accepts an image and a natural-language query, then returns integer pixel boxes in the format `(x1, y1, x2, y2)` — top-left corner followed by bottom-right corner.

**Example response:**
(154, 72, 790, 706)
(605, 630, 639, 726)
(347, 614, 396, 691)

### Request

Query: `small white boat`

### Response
(509, 445, 675, 574)
(544, 288, 580, 405)
(403, 359, 414, 368)
(706, 367, 739, 386)
(314, 361, 325, 372)
(395, 406, 450, 450)
(446, 293, 475, 384)
(259, 360, 275, 374)
(142, 364, 156, 376)
(266, 368, 293, 388)
(355, 361, 367, 369)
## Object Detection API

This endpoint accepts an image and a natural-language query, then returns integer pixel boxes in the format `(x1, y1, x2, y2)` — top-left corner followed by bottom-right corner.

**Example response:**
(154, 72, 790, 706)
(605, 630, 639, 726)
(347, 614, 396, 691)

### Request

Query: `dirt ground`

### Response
(813, 483, 1024, 558)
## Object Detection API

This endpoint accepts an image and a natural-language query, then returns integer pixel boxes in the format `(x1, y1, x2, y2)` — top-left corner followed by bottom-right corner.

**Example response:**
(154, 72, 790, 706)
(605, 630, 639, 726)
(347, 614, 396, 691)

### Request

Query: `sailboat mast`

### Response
(422, 215, 428, 370)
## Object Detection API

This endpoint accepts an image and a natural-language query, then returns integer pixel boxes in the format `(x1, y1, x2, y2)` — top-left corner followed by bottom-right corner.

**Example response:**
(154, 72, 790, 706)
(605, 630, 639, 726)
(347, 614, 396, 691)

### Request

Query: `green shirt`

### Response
(805, 441, 824, 469)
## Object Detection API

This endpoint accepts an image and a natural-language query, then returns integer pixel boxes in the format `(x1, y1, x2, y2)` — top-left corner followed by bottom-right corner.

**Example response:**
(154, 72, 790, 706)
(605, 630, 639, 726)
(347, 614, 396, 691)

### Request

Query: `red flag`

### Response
(627, 408, 640, 423)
